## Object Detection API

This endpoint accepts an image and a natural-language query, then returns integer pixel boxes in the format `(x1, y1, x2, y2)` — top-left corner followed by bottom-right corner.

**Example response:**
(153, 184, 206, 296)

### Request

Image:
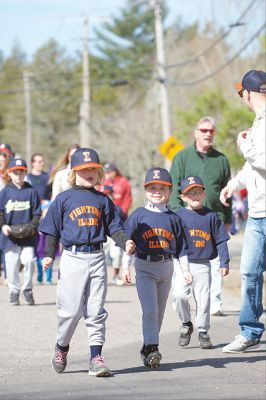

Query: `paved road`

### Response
(0, 233, 265, 400)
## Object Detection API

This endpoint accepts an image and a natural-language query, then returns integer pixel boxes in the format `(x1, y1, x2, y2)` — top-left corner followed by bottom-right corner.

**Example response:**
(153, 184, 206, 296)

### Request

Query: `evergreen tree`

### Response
(0, 44, 26, 155)
(94, 0, 168, 83)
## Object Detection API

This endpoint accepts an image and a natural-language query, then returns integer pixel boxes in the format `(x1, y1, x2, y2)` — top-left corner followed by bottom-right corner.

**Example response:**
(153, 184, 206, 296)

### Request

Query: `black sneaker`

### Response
(10, 291, 20, 306)
(22, 289, 35, 305)
(51, 346, 68, 373)
(140, 344, 162, 368)
(198, 332, 212, 349)
(178, 323, 194, 347)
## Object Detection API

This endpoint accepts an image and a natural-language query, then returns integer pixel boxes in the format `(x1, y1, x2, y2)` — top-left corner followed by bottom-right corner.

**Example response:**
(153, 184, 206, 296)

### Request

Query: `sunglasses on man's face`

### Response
(197, 128, 215, 134)
(238, 88, 250, 98)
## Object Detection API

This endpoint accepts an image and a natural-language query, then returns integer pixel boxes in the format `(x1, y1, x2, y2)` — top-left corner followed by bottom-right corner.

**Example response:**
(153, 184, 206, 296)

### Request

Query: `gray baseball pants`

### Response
(135, 257, 174, 345)
(4, 245, 35, 294)
(56, 249, 108, 347)
(172, 259, 211, 332)
(210, 256, 223, 314)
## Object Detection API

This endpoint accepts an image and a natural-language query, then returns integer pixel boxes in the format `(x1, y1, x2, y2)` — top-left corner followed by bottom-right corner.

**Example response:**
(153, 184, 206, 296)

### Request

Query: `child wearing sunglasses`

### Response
(172, 176, 230, 349)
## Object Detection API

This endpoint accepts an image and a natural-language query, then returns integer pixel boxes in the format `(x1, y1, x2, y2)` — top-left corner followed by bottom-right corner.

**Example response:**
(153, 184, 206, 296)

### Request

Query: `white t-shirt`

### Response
(51, 165, 71, 200)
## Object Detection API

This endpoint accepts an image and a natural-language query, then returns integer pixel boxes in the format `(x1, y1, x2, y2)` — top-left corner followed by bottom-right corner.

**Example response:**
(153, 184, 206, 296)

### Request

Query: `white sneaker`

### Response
(211, 310, 225, 317)
(112, 276, 124, 286)
(223, 334, 260, 353)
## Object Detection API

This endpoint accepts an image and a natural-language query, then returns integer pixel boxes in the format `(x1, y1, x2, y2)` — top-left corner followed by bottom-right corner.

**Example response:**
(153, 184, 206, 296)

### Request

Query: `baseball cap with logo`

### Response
(70, 148, 102, 171)
(180, 176, 205, 194)
(236, 69, 266, 95)
(144, 167, 172, 187)
(8, 158, 28, 172)
(0, 143, 12, 154)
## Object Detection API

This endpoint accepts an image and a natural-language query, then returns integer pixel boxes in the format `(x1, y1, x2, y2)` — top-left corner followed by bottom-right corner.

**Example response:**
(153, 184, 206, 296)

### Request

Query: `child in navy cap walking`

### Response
(0, 158, 41, 305)
(40, 148, 135, 377)
(172, 176, 230, 349)
(122, 167, 191, 368)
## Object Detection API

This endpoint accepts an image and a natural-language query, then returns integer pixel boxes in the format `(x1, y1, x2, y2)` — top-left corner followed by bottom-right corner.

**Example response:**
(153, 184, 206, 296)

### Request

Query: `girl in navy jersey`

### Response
(122, 167, 191, 368)
(40, 148, 135, 377)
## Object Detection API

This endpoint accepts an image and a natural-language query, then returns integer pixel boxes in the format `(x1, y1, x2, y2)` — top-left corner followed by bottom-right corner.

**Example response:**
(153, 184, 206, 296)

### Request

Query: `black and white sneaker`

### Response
(22, 289, 35, 305)
(178, 323, 194, 347)
(10, 291, 20, 306)
(198, 332, 213, 349)
(140, 344, 162, 368)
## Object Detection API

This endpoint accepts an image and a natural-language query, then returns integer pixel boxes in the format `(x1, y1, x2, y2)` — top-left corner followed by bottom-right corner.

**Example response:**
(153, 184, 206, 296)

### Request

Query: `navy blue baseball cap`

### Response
(180, 176, 205, 193)
(144, 167, 172, 187)
(8, 158, 28, 172)
(0, 143, 12, 154)
(70, 148, 102, 171)
(236, 70, 266, 94)
(104, 162, 117, 172)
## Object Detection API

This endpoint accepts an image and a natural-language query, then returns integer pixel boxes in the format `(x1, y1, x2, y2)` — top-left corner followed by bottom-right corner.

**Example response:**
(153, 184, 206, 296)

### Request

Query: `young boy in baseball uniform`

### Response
(0, 158, 41, 305)
(39, 148, 135, 377)
(122, 168, 191, 368)
(173, 176, 230, 349)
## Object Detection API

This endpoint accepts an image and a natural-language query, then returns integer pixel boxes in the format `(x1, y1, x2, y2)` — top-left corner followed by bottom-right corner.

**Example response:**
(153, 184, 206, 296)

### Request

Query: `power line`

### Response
(165, 0, 258, 70)
(168, 23, 265, 87)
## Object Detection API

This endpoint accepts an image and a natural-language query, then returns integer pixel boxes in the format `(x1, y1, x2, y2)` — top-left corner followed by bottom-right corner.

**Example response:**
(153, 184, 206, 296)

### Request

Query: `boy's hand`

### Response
(42, 257, 53, 270)
(2, 225, 11, 236)
(183, 271, 193, 284)
(125, 240, 135, 254)
(122, 270, 131, 285)
(221, 267, 229, 277)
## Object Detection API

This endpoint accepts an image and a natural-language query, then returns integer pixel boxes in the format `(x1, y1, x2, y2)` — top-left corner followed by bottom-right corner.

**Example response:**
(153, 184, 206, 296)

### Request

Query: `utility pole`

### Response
(23, 71, 32, 166)
(79, 17, 90, 147)
(152, 0, 171, 169)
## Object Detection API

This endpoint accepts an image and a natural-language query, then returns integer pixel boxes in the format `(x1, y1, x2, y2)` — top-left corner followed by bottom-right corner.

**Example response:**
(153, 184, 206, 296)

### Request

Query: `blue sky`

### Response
(0, 0, 264, 59)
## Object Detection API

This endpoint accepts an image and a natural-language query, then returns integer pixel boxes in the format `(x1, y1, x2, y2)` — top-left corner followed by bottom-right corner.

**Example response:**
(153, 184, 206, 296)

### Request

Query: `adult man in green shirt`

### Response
(170, 116, 232, 316)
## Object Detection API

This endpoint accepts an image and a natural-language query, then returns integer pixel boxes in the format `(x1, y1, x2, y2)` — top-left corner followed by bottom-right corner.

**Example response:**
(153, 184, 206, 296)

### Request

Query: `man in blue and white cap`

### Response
(221, 69, 266, 353)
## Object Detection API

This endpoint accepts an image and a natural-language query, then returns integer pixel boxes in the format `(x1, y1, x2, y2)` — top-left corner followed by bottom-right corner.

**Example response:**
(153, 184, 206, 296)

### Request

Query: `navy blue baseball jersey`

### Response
(176, 207, 230, 266)
(125, 207, 191, 259)
(39, 186, 124, 247)
(0, 182, 41, 249)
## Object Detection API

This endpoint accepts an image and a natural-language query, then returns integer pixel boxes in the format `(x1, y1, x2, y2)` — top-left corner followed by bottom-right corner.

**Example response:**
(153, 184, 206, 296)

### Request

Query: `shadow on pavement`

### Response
(105, 300, 131, 304)
(112, 353, 266, 374)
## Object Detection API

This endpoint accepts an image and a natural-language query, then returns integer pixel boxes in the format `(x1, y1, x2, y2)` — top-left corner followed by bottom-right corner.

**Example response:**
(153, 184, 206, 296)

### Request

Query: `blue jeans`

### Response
(239, 216, 266, 340)
(37, 257, 52, 283)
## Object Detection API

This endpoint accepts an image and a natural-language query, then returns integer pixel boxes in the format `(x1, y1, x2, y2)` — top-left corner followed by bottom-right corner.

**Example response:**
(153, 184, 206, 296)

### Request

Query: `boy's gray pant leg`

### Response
(5, 246, 21, 293)
(4, 245, 35, 293)
(172, 262, 192, 324)
(20, 246, 35, 290)
(135, 259, 173, 345)
(191, 262, 211, 332)
(173, 260, 211, 331)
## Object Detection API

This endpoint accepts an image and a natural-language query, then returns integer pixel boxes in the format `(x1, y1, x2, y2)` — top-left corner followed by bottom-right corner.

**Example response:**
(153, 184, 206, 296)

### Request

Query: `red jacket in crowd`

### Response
(103, 175, 132, 217)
